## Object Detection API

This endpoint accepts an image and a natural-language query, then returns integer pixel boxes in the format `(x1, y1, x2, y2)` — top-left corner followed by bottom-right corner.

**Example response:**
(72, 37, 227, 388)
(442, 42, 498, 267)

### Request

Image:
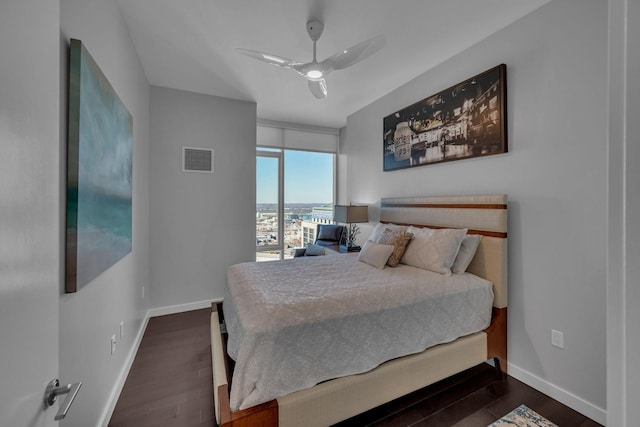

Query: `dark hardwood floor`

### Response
(109, 308, 602, 427)
(108, 309, 214, 427)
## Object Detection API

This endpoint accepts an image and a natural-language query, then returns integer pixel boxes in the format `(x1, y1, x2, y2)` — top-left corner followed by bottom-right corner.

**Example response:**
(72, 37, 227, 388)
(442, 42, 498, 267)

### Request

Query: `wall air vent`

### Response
(182, 147, 213, 173)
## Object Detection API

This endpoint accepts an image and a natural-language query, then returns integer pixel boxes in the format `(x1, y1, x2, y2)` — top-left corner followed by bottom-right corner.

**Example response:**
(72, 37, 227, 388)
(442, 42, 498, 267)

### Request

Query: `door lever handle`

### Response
(44, 379, 83, 421)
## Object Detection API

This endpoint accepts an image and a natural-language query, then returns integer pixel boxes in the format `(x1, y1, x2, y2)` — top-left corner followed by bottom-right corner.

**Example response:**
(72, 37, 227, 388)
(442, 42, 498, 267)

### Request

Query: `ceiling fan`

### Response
(236, 20, 385, 99)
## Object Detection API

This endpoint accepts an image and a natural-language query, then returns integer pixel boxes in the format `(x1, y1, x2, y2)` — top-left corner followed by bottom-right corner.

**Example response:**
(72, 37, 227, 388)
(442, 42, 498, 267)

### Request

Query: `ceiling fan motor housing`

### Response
(306, 20, 324, 41)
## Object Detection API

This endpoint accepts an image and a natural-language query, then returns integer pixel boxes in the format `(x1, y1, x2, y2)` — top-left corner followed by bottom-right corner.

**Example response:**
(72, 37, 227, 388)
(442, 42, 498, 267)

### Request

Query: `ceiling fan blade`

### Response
(322, 35, 386, 71)
(308, 79, 327, 99)
(236, 48, 300, 68)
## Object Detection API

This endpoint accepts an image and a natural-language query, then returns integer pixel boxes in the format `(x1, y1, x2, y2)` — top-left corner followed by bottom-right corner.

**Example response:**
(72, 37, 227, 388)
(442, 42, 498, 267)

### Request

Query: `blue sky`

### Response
(257, 150, 334, 204)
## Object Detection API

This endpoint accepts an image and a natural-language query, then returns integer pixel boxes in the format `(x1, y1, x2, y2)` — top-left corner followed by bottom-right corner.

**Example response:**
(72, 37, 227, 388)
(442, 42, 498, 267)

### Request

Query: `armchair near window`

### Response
(293, 224, 346, 257)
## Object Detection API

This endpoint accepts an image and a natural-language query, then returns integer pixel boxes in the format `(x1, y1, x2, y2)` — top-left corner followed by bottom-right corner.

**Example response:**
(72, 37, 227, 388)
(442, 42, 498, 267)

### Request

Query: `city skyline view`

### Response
(256, 149, 335, 259)
(257, 150, 334, 204)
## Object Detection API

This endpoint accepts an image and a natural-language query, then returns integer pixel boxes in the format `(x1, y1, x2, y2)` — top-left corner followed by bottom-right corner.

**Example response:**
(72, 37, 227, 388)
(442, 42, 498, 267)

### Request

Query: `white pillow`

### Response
(357, 240, 395, 269)
(368, 222, 408, 242)
(451, 234, 483, 274)
(400, 226, 467, 275)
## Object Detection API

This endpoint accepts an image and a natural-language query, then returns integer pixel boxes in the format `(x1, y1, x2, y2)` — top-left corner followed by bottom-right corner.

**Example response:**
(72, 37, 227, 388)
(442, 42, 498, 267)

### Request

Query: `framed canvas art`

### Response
(66, 39, 133, 293)
(383, 64, 507, 171)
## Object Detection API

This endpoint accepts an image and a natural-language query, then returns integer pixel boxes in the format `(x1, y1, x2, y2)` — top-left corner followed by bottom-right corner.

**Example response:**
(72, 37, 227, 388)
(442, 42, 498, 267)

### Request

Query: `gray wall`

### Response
(608, 0, 640, 423)
(625, 0, 640, 418)
(149, 87, 256, 307)
(341, 0, 607, 420)
(59, 0, 150, 426)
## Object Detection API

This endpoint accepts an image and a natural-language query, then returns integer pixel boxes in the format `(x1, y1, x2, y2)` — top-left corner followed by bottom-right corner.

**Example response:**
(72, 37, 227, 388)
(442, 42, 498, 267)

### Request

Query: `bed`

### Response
(211, 194, 508, 427)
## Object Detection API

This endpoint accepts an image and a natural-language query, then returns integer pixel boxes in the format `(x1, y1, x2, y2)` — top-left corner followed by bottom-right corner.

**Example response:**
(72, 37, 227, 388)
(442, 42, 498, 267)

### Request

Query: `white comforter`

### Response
(223, 253, 493, 411)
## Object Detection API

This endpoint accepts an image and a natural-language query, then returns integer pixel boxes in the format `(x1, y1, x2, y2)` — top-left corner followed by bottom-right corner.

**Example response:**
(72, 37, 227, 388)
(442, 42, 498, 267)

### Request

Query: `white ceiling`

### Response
(117, 0, 550, 129)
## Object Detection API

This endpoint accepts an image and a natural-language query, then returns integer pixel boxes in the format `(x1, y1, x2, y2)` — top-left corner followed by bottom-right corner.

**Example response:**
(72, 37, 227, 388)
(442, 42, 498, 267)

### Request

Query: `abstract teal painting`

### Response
(66, 39, 132, 293)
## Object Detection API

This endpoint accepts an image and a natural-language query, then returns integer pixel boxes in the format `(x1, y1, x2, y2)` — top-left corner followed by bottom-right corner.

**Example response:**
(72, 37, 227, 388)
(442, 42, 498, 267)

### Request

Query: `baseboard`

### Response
(148, 298, 222, 318)
(507, 362, 606, 425)
(99, 311, 150, 427)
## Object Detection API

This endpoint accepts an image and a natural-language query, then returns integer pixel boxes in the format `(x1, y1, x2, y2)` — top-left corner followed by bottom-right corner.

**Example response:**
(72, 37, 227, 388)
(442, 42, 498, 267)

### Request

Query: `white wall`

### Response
(149, 87, 256, 307)
(59, 1, 150, 426)
(0, 1, 60, 426)
(342, 0, 607, 422)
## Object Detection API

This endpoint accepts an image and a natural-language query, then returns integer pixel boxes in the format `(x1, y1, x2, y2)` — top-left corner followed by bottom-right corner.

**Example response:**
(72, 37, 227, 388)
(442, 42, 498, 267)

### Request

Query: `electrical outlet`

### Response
(120, 321, 124, 340)
(111, 334, 117, 355)
(551, 329, 564, 349)
(141, 285, 145, 300)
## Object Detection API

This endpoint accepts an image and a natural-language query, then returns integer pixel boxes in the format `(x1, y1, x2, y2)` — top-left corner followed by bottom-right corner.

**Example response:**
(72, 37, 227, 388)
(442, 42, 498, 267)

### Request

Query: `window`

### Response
(256, 148, 335, 261)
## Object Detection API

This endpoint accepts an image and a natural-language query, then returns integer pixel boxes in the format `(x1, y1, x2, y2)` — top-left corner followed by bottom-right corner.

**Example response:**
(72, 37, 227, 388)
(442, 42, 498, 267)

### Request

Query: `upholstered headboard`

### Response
(380, 194, 508, 308)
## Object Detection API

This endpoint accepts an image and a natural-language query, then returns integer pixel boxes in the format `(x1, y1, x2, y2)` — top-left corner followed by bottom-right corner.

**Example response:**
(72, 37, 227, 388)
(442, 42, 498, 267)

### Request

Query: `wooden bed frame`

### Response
(211, 194, 508, 427)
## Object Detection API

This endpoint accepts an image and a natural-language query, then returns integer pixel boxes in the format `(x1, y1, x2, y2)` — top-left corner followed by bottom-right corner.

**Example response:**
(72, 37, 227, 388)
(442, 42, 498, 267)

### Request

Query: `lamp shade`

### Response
(334, 205, 368, 223)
